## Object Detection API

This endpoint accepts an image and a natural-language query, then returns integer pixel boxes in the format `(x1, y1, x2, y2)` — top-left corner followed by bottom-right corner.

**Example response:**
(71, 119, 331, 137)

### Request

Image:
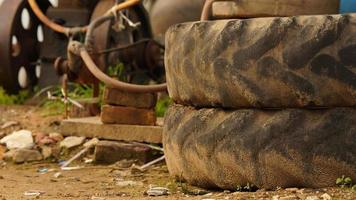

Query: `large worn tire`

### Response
(212, 0, 340, 19)
(165, 14, 356, 108)
(163, 104, 356, 189)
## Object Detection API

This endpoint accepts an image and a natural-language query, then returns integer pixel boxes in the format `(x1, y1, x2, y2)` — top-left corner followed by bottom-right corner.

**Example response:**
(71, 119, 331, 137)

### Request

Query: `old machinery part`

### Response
(89, 0, 159, 82)
(0, 0, 50, 93)
(28, 0, 140, 36)
(39, 1, 94, 89)
(201, 0, 215, 20)
(56, 0, 166, 93)
(28, 0, 87, 35)
(70, 11, 168, 93)
(80, 47, 167, 93)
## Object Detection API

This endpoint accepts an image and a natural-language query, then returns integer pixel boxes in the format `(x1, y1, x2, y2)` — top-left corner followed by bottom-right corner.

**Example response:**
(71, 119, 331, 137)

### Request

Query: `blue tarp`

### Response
(340, 0, 356, 13)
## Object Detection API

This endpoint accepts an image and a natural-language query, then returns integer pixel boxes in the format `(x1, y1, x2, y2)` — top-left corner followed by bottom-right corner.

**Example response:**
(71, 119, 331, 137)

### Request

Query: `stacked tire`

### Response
(163, 13, 356, 190)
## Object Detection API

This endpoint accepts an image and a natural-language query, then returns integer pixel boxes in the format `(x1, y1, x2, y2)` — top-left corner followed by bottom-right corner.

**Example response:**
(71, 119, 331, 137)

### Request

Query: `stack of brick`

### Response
(101, 87, 157, 126)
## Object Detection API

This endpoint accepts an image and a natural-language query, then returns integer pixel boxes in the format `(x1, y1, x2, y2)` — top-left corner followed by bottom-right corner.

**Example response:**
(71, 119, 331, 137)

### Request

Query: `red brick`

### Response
(101, 105, 156, 126)
(103, 87, 157, 109)
(69, 98, 100, 118)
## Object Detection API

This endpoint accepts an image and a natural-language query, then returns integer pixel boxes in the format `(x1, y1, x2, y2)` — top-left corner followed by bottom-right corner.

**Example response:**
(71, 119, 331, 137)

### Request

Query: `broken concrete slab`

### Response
(13, 149, 43, 163)
(103, 87, 157, 109)
(60, 117, 162, 144)
(101, 105, 156, 126)
(94, 141, 157, 164)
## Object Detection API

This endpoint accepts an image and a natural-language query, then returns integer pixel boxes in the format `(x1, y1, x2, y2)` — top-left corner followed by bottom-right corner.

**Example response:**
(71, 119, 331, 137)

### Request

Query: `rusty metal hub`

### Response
(0, 0, 50, 93)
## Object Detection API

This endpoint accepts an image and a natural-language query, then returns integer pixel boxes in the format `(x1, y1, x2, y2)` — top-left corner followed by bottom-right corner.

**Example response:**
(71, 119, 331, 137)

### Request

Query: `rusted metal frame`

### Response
(95, 38, 164, 55)
(28, 0, 87, 36)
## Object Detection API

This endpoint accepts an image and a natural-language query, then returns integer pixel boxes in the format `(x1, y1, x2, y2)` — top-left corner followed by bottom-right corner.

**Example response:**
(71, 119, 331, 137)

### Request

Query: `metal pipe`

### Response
(201, 0, 215, 21)
(85, 15, 114, 49)
(201, 0, 228, 21)
(80, 49, 167, 93)
(28, 0, 87, 34)
(28, 0, 140, 35)
(103, 0, 141, 16)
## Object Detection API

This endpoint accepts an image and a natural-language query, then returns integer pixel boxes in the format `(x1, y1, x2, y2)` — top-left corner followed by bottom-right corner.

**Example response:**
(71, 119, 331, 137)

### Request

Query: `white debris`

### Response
(60, 136, 85, 149)
(306, 196, 320, 200)
(146, 186, 169, 196)
(1, 121, 19, 129)
(83, 138, 99, 148)
(0, 130, 34, 149)
(321, 193, 332, 200)
(116, 180, 143, 187)
(53, 172, 62, 178)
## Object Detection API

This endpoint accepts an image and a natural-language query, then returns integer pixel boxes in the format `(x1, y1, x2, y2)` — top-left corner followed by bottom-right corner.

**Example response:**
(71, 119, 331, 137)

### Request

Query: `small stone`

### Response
(53, 172, 62, 178)
(34, 132, 47, 144)
(60, 136, 85, 149)
(272, 195, 279, 200)
(321, 193, 332, 200)
(83, 138, 99, 148)
(0, 132, 6, 140)
(13, 149, 43, 163)
(38, 137, 56, 146)
(285, 188, 299, 193)
(1, 121, 19, 129)
(116, 180, 143, 187)
(41, 146, 52, 159)
(3, 150, 16, 161)
(91, 196, 105, 200)
(146, 187, 169, 196)
(297, 189, 305, 193)
(0, 130, 34, 149)
(49, 133, 64, 142)
(306, 196, 320, 200)
(0, 145, 6, 160)
(280, 195, 297, 200)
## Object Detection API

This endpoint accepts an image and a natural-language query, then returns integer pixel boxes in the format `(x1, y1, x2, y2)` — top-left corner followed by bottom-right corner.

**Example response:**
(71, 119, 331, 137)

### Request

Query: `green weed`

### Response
(155, 96, 172, 117)
(0, 87, 30, 105)
(40, 83, 98, 116)
(236, 183, 258, 192)
(336, 175, 355, 190)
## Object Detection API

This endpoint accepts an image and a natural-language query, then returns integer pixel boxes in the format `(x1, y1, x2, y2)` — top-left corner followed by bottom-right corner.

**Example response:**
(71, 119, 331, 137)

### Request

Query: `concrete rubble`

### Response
(60, 136, 85, 149)
(0, 130, 34, 149)
(13, 149, 43, 163)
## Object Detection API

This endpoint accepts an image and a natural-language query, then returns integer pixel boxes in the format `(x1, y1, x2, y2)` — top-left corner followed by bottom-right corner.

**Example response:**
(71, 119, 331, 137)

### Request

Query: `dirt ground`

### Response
(0, 105, 355, 200)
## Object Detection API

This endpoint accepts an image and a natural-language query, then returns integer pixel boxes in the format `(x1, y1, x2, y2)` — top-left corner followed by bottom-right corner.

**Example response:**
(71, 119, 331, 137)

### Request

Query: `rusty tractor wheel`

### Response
(165, 14, 356, 108)
(212, 0, 340, 19)
(163, 104, 356, 189)
(0, 0, 50, 93)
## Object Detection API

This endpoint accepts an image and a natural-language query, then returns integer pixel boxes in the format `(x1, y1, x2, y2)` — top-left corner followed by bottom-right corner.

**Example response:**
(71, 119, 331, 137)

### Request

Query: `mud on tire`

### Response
(165, 14, 356, 108)
(163, 104, 356, 189)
